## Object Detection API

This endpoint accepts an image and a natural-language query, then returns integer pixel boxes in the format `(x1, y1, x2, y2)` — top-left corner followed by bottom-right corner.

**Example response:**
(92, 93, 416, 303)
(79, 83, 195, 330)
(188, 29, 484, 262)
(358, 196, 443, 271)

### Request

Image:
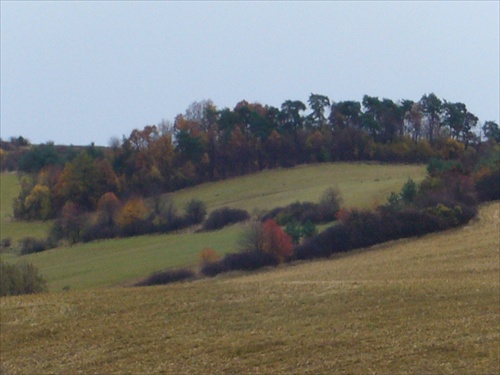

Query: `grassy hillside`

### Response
(1, 163, 426, 290)
(19, 225, 245, 291)
(1, 202, 498, 374)
(170, 162, 427, 212)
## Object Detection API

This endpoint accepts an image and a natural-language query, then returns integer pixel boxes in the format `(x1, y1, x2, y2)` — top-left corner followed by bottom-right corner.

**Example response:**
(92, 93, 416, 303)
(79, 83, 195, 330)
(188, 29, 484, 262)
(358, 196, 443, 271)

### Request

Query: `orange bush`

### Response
(198, 248, 219, 266)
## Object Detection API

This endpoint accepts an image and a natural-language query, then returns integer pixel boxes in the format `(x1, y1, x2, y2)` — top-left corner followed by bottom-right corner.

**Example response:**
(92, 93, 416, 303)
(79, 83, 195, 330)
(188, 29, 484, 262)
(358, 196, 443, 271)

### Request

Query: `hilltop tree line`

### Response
(6, 93, 500, 223)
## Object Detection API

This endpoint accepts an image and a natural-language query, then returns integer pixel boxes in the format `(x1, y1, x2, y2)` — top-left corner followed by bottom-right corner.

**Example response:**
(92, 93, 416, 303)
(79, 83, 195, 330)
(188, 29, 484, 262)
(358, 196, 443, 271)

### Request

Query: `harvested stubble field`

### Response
(1, 202, 498, 374)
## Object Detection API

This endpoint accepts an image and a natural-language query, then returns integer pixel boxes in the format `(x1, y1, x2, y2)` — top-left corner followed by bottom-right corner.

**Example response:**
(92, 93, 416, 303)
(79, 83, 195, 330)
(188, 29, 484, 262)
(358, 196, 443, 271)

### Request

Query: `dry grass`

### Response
(1, 202, 498, 374)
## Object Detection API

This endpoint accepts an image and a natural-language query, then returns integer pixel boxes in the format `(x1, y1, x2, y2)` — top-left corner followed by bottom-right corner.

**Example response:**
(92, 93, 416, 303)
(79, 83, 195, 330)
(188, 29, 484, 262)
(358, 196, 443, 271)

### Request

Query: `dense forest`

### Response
(2, 92, 499, 226)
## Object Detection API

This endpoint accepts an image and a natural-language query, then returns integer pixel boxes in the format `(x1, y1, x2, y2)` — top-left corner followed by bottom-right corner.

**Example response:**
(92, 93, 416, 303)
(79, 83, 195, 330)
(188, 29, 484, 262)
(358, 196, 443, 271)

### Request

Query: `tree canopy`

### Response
(6, 93, 498, 221)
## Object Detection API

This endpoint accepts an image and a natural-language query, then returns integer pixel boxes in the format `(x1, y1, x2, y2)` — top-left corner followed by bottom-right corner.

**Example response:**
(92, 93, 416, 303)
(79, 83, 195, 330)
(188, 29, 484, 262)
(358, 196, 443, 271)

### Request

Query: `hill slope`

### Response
(171, 162, 426, 212)
(1, 202, 498, 374)
(1, 163, 426, 290)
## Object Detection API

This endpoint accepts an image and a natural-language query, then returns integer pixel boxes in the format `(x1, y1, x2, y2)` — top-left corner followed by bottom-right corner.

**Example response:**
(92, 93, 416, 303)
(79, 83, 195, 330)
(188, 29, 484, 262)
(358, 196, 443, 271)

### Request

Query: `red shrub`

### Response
(261, 219, 294, 262)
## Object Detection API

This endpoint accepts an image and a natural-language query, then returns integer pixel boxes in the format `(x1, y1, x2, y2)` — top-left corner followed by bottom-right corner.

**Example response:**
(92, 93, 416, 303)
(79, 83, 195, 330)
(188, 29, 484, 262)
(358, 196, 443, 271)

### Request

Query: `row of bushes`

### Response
(136, 219, 292, 285)
(297, 168, 480, 260)
(143, 165, 488, 285)
(2, 236, 59, 256)
(25, 184, 341, 252)
(295, 203, 476, 261)
(17, 200, 253, 255)
(202, 207, 250, 231)
(200, 250, 279, 277)
(135, 268, 196, 287)
(262, 187, 342, 225)
(47, 198, 207, 245)
(19, 237, 54, 255)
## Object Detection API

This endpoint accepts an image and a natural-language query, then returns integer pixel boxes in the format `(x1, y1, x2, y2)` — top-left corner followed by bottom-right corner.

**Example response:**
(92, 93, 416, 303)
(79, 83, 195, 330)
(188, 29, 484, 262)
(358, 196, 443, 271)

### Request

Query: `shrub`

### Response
(295, 223, 349, 260)
(425, 203, 476, 228)
(261, 219, 294, 262)
(318, 187, 343, 222)
(239, 220, 294, 263)
(0, 261, 47, 296)
(301, 220, 318, 238)
(203, 207, 250, 231)
(223, 250, 279, 272)
(263, 188, 342, 225)
(135, 268, 195, 287)
(150, 195, 181, 231)
(387, 209, 442, 237)
(285, 219, 302, 244)
(474, 167, 500, 202)
(202, 250, 279, 276)
(184, 199, 207, 225)
(0, 238, 12, 250)
(385, 192, 403, 212)
(341, 209, 386, 249)
(200, 259, 227, 277)
(238, 221, 265, 252)
(80, 220, 118, 242)
(417, 171, 477, 209)
(20, 237, 49, 255)
(198, 248, 219, 266)
(263, 202, 319, 225)
(202, 220, 292, 276)
(401, 178, 418, 204)
(427, 158, 464, 177)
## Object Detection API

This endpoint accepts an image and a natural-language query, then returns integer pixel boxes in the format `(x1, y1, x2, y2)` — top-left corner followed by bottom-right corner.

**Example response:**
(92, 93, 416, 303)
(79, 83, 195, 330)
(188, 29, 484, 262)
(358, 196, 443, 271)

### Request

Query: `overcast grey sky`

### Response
(1, 1, 499, 146)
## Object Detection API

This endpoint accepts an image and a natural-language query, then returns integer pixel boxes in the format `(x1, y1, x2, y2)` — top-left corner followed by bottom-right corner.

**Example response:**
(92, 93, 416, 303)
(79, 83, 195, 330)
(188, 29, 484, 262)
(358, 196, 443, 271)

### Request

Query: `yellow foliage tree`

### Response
(24, 184, 52, 220)
(116, 197, 148, 232)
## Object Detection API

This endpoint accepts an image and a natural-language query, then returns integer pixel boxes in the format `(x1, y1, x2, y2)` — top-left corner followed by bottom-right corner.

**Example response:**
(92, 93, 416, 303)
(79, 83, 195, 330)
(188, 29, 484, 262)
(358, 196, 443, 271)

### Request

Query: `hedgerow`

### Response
(203, 207, 250, 231)
(262, 187, 342, 225)
(135, 268, 195, 287)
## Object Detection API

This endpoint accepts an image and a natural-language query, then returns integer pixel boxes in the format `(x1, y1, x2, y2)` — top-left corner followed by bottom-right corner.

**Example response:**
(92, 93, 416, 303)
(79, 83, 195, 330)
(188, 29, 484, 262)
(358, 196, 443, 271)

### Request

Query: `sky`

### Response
(1, 1, 499, 146)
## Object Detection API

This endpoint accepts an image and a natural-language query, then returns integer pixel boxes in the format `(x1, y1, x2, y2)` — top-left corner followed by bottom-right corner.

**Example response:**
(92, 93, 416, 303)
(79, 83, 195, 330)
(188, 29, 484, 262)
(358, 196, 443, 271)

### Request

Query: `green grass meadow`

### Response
(1, 163, 426, 290)
(171, 162, 427, 212)
(23, 225, 245, 291)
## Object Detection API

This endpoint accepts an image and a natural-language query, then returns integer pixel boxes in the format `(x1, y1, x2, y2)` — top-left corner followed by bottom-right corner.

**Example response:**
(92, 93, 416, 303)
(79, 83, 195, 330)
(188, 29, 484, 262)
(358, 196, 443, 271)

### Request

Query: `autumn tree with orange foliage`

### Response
(198, 248, 219, 266)
(261, 219, 294, 263)
(96, 192, 121, 226)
